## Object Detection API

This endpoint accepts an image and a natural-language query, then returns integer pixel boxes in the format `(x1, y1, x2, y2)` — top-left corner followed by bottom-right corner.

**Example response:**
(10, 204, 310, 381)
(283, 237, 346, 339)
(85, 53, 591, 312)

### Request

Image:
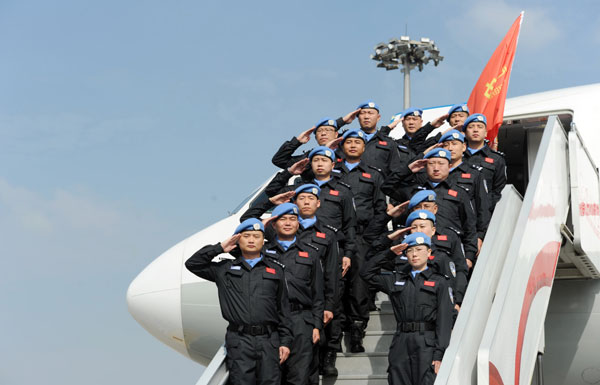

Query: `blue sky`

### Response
(1, 0, 599, 384)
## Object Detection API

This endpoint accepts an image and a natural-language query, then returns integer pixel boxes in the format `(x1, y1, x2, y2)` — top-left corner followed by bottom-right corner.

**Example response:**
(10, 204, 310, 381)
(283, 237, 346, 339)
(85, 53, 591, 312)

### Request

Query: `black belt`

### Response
(398, 321, 436, 333)
(289, 302, 311, 312)
(228, 323, 275, 336)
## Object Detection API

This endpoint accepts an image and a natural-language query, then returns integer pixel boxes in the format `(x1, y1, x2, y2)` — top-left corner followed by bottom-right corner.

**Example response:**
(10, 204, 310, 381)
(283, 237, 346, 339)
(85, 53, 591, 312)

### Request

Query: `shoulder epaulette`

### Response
(338, 181, 352, 190)
(268, 258, 286, 269)
(368, 165, 383, 174)
(324, 224, 339, 233)
(457, 184, 470, 193)
(331, 168, 341, 174)
(447, 226, 462, 236)
(471, 164, 483, 171)
(491, 149, 505, 157)
(305, 242, 319, 251)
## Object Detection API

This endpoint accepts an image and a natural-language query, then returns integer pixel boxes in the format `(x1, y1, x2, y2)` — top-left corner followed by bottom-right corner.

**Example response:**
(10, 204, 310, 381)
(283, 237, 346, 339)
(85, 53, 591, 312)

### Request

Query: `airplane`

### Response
(126, 83, 600, 385)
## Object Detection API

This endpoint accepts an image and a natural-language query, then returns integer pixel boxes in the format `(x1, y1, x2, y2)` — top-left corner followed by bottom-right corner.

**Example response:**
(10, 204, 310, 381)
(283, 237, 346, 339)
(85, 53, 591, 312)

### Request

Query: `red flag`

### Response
(467, 12, 523, 144)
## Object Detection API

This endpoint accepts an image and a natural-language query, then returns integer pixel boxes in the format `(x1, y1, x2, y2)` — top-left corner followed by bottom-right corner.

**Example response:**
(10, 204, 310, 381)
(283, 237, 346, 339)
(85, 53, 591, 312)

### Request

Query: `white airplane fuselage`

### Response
(126, 84, 600, 385)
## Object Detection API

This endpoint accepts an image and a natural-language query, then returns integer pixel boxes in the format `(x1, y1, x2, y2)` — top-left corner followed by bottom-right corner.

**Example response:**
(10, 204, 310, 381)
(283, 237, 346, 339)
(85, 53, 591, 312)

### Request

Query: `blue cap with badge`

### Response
(439, 129, 465, 143)
(463, 113, 487, 128)
(405, 209, 436, 227)
(294, 184, 321, 198)
(403, 232, 432, 248)
(402, 107, 423, 118)
(271, 202, 299, 218)
(341, 128, 366, 143)
(234, 218, 265, 234)
(308, 146, 336, 161)
(424, 148, 451, 162)
(447, 104, 469, 118)
(315, 117, 338, 130)
(408, 190, 437, 210)
(356, 100, 380, 111)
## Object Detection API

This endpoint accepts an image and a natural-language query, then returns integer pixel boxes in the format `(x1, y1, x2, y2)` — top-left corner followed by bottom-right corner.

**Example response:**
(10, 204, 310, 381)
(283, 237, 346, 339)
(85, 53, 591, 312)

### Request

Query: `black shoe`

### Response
(322, 350, 338, 377)
(350, 321, 365, 353)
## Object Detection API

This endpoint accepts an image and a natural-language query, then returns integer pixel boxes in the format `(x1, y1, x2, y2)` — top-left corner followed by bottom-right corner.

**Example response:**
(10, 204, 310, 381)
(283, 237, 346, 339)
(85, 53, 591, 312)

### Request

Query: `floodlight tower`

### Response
(371, 36, 443, 109)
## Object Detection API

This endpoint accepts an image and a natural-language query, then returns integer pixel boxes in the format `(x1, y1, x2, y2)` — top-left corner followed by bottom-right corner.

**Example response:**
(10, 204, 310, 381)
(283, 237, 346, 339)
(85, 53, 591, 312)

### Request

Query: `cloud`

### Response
(446, 1, 560, 51)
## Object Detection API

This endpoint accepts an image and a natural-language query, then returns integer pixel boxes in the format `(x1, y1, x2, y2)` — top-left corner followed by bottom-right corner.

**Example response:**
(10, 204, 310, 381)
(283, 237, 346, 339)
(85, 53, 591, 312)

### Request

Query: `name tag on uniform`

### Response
(230, 265, 241, 270)
(266, 249, 277, 254)
(394, 281, 406, 286)
(400, 256, 407, 260)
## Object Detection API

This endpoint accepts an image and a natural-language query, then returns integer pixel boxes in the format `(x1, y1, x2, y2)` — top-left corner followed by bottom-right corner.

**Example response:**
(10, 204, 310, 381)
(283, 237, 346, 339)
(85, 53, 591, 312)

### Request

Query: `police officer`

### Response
(239, 184, 342, 378)
(447, 104, 469, 128)
(335, 128, 388, 352)
(462, 114, 507, 211)
(271, 110, 360, 170)
(385, 108, 450, 155)
(265, 146, 357, 279)
(185, 218, 293, 385)
(262, 203, 324, 385)
(382, 148, 478, 263)
(439, 129, 491, 246)
(354, 100, 403, 176)
(361, 233, 454, 385)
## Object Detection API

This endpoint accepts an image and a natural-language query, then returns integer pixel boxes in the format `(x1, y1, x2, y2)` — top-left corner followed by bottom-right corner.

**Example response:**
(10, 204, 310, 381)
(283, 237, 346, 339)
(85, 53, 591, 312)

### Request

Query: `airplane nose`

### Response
(126, 241, 190, 359)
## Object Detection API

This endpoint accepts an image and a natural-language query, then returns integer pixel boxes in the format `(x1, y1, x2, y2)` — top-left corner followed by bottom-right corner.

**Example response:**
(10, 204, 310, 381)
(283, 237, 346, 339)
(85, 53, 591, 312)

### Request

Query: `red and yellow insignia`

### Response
(437, 235, 448, 241)
(461, 173, 471, 179)
(266, 267, 276, 274)
(424, 281, 436, 287)
(362, 172, 371, 178)
(378, 140, 387, 145)
(316, 232, 326, 239)
(299, 251, 309, 258)
(485, 157, 494, 164)
(329, 190, 339, 196)
(448, 189, 458, 197)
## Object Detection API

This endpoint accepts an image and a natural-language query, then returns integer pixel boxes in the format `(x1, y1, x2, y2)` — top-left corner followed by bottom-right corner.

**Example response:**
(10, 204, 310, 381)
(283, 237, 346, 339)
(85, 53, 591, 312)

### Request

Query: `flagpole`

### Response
(403, 60, 410, 109)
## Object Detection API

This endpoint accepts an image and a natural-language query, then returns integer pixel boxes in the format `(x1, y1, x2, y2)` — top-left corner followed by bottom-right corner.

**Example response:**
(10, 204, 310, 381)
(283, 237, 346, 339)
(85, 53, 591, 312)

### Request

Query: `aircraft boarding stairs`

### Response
(198, 116, 600, 385)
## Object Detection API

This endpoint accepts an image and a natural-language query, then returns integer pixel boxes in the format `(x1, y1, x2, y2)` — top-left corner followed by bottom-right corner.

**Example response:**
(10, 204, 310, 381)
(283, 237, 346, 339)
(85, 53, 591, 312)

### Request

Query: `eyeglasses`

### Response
(316, 127, 336, 133)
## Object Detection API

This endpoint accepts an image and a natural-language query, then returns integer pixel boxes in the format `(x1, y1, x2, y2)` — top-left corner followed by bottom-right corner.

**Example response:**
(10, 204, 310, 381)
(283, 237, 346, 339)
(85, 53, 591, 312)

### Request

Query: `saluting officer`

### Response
(185, 218, 293, 385)
(354, 100, 403, 176)
(462, 114, 507, 211)
(361, 233, 454, 385)
(271, 110, 360, 170)
(447, 104, 469, 128)
(239, 184, 342, 378)
(439, 129, 491, 246)
(262, 203, 324, 385)
(382, 148, 478, 263)
(265, 146, 357, 280)
(385, 108, 450, 155)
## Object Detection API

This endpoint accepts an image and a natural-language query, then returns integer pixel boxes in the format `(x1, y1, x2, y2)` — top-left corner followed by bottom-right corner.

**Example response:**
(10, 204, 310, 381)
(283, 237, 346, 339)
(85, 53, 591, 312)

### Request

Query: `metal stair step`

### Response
(320, 374, 388, 385)
(365, 310, 396, 332)
(333, 352, 389, 375)
(342, 330, 394, 353)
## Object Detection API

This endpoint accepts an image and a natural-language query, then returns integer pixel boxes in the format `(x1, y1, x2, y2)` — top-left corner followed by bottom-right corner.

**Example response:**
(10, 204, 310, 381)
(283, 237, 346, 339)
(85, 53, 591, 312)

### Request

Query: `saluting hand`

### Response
(390, 243, 408, 256)
(220, 234, 241, 253)
(279, 346, 290, 364)
(325, 136, 343, 150)
(269, 190, 296, 205)
(440, 124, 462, 136)
(296, 126, 316, 144)
(422, 142, 443, 156)
(430, 114, 449, 128)
(408, 158, 428, 173)
(386, 201, 410, 218)
(387, 227, 411, 241)
(288, 158, 310, 175)
(342, 108, 361, 124)
(261, 215, 279, 228)
(387, 116, 403, 130)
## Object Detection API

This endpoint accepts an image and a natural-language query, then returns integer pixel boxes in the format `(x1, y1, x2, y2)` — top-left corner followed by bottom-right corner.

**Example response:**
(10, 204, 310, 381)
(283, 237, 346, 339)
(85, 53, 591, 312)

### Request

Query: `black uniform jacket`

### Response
(185, 243, 293, 348)
(463, 145, 507, 210)
(263, 239, 325, 329)
(360, 254, 454, 361)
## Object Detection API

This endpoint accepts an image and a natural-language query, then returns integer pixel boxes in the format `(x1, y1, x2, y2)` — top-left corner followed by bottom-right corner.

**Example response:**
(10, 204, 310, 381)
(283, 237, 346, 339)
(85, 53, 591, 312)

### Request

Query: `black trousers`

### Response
(225, 330, 281, 385)
(282, 310, 315, 385)
(342, 236, 371, 324)
(387, 331, 437, 385)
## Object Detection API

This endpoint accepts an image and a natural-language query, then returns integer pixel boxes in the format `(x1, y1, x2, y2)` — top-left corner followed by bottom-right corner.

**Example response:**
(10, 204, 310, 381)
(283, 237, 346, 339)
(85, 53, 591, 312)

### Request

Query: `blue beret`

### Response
(405, 209, 436, 227)
(357, 100, 380, 111)
(272, 202, 299, 218)
(463, 113, 487, 128)
(404, 232, 432, 248)
(438, 129, 465, 143)
(315, 117, 338, 130)
(295, 183, 321, 198)
(447, 104, 469, 116)
(341, 128, 366, 143)
(408, 190, 437, 210)
(234, 218, 264, 234)
(424, 148, 451, 162)
(308, 146, 336, 161)
(402, 108, 423, 118)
